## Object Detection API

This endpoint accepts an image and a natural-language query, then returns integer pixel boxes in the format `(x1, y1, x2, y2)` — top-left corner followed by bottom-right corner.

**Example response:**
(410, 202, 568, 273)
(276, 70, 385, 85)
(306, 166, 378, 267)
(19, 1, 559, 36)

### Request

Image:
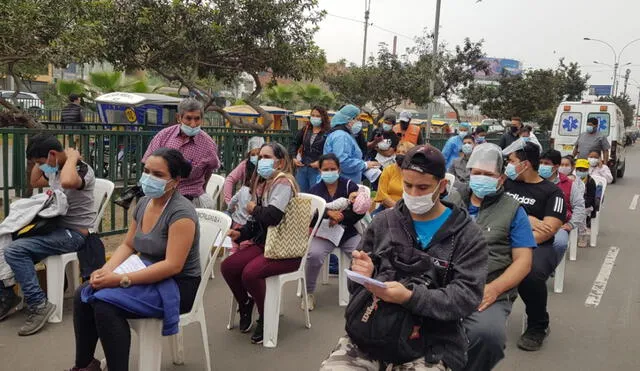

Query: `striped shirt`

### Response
(143, 125, 220, 197)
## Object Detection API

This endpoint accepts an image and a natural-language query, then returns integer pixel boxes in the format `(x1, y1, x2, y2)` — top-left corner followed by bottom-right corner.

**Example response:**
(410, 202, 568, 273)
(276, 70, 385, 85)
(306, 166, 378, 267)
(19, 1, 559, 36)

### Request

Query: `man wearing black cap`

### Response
(321, 145, 488, 371)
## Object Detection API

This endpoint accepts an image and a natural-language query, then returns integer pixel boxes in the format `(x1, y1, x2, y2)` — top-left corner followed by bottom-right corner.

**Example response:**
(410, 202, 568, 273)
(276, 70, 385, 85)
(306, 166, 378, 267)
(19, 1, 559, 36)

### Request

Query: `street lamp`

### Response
(584, 37, 640, 96)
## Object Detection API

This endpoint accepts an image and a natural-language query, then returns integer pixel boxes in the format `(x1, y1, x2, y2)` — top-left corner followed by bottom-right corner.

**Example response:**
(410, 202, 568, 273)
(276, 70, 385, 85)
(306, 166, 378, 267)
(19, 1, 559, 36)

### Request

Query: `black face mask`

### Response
(511, 126, 519, 133)
(400, 121, 410, 130)
(395, 154, 405, 167)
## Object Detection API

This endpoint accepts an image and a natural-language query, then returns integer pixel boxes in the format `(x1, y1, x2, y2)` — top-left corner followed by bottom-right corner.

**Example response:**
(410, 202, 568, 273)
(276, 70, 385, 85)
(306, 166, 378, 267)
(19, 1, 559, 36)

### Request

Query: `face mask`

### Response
(257, 158, 276, 178)
(586, 126, 595, 134)
(588, 158, 600, 167)
(576, 170, 589, 179)
(505, 162, 524, 181)
(140, 173, 169, 198)
(462, 143, 473, 155)
(321, 171, 340, 184)
(469, 175, 499, 199)
(180, 123, 201, 137)
(521, 137, 530, 142)
(249, 155, 258, 166)
(395, 154, 405, 167)
(383, 123, 393, 132)
(378, 140, 391, 151)
(459, 131, 468, 138)
(558, 166, 572, 175)
(350, 121, 363, 135)
(310, 117, 323, 127)
(39, 155, 59, 174)
(538, 164, 554, 179)
(400, 121, 410, 130)
(403, 181, 440, 215)
(476, 137, 486, 144)
(511, 126, 519, 133)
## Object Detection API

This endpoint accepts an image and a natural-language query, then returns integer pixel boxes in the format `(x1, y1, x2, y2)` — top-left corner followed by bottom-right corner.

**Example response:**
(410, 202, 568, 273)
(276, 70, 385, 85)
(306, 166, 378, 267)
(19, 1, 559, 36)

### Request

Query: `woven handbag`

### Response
(263, 174, 312, 260)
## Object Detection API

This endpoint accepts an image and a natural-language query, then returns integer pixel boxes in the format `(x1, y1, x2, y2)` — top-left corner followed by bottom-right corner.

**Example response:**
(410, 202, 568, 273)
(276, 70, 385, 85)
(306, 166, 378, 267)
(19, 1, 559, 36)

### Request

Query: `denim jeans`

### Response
(5, 228, 86, 308)
(295, 165, 320, 193)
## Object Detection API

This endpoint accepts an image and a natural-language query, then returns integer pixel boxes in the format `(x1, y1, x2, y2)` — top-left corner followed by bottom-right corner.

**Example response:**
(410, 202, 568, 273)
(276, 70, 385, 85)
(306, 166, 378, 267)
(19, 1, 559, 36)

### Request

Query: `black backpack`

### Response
(345, 238, 457, 364)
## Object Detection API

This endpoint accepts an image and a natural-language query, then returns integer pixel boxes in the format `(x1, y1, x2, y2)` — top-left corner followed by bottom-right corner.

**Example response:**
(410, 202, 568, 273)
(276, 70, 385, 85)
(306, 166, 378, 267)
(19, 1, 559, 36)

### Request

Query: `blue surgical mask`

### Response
(181, 124, 201, 137)
(576, 170, 588, 179)
(475, 137, 486, 144)
(321, 171, 340, 184)
(469, 175, 500, 198)
(39, 157, 59, 175)
(521, 137, 530, 142)
(586, 126, 595, 134)
(257, 158, 276, 179)
(459, 131, 468, 138)
(351, 121, 363, 135)
(538, 164, 554, 179)
(140, 173, 169, 198)
(310, 117, 323, 127)
(505, 163, 522, 181)
(462, 143, 473, 155)
(249, 155, 258, 166)
(383, 123, 393, 132)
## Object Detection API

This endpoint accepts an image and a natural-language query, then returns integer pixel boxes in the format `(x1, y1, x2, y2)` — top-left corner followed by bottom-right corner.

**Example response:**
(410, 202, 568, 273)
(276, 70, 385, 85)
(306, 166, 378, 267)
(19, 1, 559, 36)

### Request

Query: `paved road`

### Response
(1, 147, 640, 371)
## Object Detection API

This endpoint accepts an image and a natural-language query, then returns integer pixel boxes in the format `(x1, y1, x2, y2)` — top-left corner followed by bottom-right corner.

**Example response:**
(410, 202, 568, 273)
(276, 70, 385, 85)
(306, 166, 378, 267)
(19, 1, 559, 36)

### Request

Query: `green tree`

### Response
(296, 83, 336, 109)
(599, 95, 635, 127)
(558, 59, 590, 101)
(99, 0, 326, 131)
(82, 71, 162, 98)
(264, 85, 297, 109)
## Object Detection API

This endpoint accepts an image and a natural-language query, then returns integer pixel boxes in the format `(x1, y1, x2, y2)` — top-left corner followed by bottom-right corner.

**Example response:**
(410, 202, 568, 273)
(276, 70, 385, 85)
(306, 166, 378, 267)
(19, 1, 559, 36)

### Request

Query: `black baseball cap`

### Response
(401, 144, 446, 179)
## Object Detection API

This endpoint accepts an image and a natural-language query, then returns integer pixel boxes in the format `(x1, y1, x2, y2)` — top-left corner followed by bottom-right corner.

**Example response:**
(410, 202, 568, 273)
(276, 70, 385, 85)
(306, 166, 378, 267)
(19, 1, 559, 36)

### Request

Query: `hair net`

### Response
(502, 136, 542, 156)
(248, 136, 265, 152)
(331, 104, 360, 127)
(459, 122, 471, 130)
(466, 143, 504, 174)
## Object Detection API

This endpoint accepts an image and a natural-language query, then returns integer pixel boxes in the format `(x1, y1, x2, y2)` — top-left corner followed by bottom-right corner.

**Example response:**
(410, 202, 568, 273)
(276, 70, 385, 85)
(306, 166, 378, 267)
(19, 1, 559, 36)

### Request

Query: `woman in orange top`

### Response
(372, 141, 416, 215)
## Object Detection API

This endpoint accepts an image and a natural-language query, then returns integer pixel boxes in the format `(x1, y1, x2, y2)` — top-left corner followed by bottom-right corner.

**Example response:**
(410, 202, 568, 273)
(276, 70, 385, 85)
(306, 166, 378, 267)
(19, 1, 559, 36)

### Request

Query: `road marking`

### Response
(585, 246, 620, 308)
(630, 195, 639, 210)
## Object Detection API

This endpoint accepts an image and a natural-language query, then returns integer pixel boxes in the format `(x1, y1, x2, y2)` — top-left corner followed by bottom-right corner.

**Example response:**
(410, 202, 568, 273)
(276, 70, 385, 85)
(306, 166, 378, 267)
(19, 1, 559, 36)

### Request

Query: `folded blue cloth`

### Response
(81, 261, 181, 336)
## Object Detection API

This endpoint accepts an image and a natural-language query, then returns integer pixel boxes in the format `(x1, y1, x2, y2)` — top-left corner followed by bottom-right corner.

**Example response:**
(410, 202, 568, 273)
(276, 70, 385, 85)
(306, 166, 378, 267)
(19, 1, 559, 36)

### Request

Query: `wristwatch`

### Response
(119, 275, 131, 288)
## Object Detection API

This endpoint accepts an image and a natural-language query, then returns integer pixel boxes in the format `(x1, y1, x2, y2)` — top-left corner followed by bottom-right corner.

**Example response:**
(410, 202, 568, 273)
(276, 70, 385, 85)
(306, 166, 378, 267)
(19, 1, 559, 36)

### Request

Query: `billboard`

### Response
(475, 58, 522, 80)
(589, 85, 612, 96)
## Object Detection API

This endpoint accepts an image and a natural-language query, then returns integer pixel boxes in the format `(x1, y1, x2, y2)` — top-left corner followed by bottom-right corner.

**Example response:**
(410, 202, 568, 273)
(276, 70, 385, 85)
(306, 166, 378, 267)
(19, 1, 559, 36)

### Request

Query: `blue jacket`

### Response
(81, 261, 181, 336)
(324, 126, 366, 184)
(442, 135, 463, 170)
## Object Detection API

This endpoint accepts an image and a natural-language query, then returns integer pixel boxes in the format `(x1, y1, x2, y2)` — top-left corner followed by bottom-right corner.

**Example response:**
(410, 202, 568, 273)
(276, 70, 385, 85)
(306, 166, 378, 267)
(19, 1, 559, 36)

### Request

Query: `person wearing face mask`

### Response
(474, 126, 487, 144)
(141, 98, 220, 208)
(442, 122, 472, 170)
(448, 135, 475, 185)
(373, 141, 416, 215)
(573, 117, 610, 165)
(539, 149, 586, 258)
(223, 136, 265, 205)
(586, 150, 613, 184)
(324, 104, 380, 184)
(321, 145, 487, 371)
(499, 117, 523, 149)
(0, 135, 96, 336)
(303, 154, 369, 311)
(289, 106, 331, 192)
(222, 142, 300, 344)
(457, 143, 535, 371)
(574, 159, 597, 248)
(559, 155, 576, 181)
(392, 111, 424, 145)
(68, 148, 199, 371)
(502, 141, 566, 352)
(367, 113, 400, 158)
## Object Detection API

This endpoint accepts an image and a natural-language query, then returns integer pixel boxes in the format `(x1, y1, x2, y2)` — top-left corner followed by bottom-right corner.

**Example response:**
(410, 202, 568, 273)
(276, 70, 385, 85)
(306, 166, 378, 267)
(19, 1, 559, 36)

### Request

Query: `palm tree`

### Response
(264, 85, 297, 109)
(83, 71, 163, 98)
(296, 83, 336, 109)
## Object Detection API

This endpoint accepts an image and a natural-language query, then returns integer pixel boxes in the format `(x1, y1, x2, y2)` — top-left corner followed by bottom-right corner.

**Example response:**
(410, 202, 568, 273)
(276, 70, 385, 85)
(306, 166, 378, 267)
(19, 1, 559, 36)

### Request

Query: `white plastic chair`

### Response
(46, 178, 114, 323)
(590, 175, 607, 247)
(226, 193, 326, 348)
(568, 227, 578, 261)
(445, 173, 455, 194)
(206, 174, 225, 209)
(554, 249, 567, 294)
(128, 209, 231, 371)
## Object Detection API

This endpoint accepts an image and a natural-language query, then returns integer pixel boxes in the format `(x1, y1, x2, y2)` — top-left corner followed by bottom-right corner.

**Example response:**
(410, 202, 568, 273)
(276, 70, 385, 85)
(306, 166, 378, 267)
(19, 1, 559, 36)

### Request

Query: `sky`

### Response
(314, 0, 640, 104)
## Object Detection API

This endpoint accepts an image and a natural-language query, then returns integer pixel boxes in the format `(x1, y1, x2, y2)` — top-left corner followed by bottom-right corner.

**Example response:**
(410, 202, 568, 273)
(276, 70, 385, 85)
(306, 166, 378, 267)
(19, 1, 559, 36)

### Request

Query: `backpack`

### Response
(345, 237, 457, 364)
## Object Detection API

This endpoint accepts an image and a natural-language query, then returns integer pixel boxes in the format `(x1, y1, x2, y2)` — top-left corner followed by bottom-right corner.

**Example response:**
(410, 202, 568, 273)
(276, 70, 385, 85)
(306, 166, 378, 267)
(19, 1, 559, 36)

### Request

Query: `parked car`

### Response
(0, 90, 45, 115)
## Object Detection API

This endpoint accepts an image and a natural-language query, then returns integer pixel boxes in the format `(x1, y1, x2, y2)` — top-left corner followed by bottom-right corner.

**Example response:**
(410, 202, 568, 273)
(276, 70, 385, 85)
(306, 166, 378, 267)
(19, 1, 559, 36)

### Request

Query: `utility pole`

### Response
(623, 69, 631, 97)
(425, 0, 442, 141)
(362, 0, 372, 67)
(636, 88, 640, 117)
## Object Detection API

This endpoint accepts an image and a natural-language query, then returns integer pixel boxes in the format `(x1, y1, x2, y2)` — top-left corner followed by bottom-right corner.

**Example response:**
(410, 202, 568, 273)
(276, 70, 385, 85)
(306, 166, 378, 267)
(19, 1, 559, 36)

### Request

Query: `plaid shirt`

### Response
(143, 125, 220, 197)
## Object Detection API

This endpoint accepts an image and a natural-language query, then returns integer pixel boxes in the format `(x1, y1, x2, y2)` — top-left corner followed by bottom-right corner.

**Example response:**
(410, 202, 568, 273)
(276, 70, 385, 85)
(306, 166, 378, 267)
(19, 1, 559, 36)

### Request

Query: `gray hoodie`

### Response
(349, 200, 488, 371)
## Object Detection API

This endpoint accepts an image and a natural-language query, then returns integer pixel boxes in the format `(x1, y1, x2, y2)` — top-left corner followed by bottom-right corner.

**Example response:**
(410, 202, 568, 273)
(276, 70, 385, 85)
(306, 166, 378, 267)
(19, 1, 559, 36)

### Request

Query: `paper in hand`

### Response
(214, 234, 234, 249)
(315, 219, 345, 246)
(364, 168, 382, 182)
(345, 269, 386, 288)
(114, 255, 147, 274)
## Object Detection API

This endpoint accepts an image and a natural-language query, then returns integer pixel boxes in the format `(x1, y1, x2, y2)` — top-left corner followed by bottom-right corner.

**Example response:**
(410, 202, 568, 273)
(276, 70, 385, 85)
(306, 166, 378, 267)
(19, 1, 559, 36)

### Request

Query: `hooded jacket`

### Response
(349, 200, 487, 370)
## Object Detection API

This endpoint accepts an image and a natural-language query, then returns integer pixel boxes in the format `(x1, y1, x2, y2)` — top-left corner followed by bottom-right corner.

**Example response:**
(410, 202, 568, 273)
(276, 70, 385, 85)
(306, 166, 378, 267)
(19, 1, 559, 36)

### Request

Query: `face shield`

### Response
(466, 143, 503, 175)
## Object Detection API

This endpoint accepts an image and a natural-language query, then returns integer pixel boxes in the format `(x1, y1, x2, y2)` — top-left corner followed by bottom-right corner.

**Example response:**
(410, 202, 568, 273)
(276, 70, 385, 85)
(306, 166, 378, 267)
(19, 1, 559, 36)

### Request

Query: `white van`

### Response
(551, 101, 630, 182)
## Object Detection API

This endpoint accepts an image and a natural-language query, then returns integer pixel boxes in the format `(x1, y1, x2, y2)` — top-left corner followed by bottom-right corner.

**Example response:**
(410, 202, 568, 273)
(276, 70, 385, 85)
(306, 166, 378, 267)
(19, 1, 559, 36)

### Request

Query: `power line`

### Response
(326, 12, 414, 41)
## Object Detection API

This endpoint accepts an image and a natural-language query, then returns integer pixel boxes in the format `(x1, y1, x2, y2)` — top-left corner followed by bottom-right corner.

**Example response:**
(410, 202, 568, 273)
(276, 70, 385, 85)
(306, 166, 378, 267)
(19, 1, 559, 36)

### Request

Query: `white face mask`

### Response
(403, 181, 441, 215)
(558, 166, 572, 175)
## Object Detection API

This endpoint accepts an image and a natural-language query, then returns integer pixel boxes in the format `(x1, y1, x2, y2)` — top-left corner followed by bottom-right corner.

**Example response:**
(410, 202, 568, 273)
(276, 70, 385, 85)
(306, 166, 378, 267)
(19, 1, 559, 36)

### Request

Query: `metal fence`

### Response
(0, 125, 549, 236)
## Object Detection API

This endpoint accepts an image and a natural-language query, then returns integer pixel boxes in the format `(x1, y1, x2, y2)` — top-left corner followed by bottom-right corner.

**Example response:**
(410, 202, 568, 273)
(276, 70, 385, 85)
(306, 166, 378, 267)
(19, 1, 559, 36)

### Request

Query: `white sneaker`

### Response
(300, 294, 315, 311)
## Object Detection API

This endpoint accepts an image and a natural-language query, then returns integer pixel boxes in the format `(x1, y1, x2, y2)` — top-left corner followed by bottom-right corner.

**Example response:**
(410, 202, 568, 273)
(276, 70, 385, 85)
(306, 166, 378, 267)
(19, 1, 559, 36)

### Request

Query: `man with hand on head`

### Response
(321, 144, 487, 371)
(457, 143, 535, 371)
(442, 122, 472, 169)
